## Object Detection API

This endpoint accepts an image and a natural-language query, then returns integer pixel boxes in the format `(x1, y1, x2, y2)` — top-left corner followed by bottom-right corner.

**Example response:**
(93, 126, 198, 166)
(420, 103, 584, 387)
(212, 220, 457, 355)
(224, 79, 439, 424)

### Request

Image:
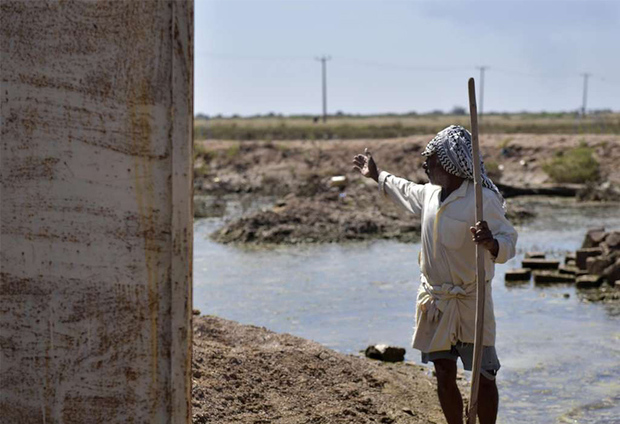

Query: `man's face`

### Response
(423, 154, 444, 185)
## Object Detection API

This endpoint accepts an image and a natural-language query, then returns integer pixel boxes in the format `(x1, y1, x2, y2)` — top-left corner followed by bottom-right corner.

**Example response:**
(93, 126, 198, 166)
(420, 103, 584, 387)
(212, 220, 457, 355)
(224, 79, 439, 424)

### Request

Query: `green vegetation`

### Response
(193, 143, 214, 177)
(226, 142, 241, 158)
(499, 137, 513, 149)
(483, 160, 502, 180)
(193, 142, 212, 160)
(542, 143, 601, 184)
(194, 112, 620, 141)
(194, 161, 209, 177)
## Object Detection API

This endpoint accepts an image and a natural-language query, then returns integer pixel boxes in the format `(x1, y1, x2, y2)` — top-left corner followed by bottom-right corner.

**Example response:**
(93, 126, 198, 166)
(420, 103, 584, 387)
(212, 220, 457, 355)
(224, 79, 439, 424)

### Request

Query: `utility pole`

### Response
(476, 66, 488, 118)
(581, 72, 590, 117)
(316, 55, 331, 123)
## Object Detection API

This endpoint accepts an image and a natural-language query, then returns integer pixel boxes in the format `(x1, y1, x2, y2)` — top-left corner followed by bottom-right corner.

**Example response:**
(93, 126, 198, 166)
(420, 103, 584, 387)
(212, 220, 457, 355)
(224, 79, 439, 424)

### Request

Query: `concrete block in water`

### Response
(533, 271, 576, 284)
(558, 265, 587, 276)
(576, 275, 603, 289)
(581, 227, 606, 248)
(603, 258, 620, 283)
(505, 268, 532, 281)
(565, 252, 576, 264)
(576, 247, 603, 270)
(586, 256, 614, 275)
(365, 344, 406, 362)
(605, 231, 620, 249)
(521, 259, 560, 270)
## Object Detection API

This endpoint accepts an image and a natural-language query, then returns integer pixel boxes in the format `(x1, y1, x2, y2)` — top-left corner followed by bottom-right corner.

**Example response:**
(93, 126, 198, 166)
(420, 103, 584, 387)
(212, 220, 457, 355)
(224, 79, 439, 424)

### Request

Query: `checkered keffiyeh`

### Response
(422, 125, 505, 209)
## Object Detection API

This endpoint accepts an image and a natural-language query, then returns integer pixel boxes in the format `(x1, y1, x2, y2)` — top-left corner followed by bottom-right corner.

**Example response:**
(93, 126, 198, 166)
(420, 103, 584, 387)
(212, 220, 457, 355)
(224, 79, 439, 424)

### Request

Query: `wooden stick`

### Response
(467, 77, 486, 424)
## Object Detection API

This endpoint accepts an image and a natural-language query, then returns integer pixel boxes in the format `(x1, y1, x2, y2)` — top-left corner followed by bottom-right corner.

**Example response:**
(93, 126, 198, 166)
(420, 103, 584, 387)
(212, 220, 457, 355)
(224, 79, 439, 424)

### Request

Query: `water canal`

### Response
(194, 197, 620, 423)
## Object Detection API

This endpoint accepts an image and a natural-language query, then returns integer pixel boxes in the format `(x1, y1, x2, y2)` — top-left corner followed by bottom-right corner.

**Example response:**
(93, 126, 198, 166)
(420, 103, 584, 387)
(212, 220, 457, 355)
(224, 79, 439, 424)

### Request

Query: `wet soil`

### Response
(210, 182, 423, 245)
(191, 315, 464, 424)
(196, 135, 610, 245)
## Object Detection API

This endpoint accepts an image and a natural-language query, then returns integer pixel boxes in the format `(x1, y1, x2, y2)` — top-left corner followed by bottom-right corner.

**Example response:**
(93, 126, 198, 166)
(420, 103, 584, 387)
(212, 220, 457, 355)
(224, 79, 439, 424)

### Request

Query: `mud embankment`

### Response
(209, 177, 534, 245)
(191, 315, 454, 424)
(211, 178, 422, 245)
(195, 135, 620, 245)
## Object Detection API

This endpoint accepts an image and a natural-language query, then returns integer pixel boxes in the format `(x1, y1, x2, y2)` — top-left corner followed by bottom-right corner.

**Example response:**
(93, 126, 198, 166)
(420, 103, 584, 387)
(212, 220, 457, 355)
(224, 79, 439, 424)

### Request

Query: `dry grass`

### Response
(195, 112, 620, 141)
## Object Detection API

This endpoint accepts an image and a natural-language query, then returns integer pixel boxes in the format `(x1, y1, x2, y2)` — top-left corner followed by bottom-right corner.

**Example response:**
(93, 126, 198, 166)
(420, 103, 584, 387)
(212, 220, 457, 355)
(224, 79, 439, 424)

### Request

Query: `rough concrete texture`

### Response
(576, 247, 603, 270)
(1, 1, 193, 423)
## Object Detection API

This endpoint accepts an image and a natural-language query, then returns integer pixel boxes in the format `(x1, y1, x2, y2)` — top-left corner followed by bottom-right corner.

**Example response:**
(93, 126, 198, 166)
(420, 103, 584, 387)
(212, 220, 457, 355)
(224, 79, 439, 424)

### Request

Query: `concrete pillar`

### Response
(0, 1, 193, 422)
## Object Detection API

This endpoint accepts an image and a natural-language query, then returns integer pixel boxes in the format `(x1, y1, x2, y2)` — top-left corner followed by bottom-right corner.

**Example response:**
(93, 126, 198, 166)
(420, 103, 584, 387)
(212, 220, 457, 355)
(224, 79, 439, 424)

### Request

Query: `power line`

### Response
(199, 51, 312, 62)
(492, 67, 580, 80)
(199, 52, 619, 84)
(197, 51, 619, 113)
(337, 57, 470, 73)
(594, 76, 620, 88)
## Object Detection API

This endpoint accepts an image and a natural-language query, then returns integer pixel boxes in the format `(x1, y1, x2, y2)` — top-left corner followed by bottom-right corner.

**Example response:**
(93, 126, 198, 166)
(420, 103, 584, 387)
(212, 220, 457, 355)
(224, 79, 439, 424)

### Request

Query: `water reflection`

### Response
(194, 197, 620, 424)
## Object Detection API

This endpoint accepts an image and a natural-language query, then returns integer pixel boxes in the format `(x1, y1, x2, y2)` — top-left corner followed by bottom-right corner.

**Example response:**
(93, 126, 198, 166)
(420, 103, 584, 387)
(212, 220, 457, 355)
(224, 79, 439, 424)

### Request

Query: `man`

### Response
(352, 125, 517, 424)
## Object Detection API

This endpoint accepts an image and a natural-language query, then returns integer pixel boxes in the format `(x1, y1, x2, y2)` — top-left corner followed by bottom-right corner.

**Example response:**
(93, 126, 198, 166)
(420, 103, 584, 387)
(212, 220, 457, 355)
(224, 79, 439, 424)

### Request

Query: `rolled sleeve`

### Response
(378, 171, 390, 197)
(484, 191, 518, 264)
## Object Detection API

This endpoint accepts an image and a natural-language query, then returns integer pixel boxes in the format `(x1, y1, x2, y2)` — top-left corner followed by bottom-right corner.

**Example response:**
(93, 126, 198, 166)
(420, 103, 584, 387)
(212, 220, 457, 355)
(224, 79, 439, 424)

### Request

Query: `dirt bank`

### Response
(211, 179, 423, 245)
(192, 315, 460, 424)
(195, 134, 620, 197)
(196, 134, 618, 245)
(210, 177, 533, 245)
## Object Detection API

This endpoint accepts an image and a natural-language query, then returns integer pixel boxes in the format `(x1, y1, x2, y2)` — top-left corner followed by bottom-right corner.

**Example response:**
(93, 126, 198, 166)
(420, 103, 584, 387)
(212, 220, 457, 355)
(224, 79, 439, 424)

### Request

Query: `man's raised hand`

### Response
(352, 148, 379, 182)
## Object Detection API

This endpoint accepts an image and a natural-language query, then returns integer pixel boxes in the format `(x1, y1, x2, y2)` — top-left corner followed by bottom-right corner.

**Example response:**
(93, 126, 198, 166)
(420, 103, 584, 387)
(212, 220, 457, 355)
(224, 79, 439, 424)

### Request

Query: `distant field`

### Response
(194, 113, 620, 140)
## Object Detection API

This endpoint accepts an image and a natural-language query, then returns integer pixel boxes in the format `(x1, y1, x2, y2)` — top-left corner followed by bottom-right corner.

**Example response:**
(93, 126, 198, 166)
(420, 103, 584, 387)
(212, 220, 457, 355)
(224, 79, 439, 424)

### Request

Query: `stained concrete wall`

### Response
(0, 1, 193, 422)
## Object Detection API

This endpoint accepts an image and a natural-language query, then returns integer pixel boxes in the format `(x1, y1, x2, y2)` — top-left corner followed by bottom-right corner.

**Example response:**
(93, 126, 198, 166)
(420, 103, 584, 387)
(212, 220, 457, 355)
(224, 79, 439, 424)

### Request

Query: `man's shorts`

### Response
(421, 341, 501, 380)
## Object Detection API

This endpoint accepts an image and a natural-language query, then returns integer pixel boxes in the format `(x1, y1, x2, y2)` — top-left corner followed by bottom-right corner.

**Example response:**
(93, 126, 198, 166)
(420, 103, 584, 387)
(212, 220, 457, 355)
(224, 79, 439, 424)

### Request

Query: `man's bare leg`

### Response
(434, 359, 463, 424)
(477, 374, 498, 424)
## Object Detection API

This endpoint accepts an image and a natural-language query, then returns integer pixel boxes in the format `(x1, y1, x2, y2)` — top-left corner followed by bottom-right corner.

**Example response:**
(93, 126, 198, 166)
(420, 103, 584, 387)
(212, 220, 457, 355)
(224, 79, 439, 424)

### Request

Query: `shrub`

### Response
(499, 137, 512, 149)
(226, 143, 240, 158)
(194, 161, 209, 177)
(193, 142, 212, 160)
(484, 160, 502, 180)
(542, 145, 600, 183)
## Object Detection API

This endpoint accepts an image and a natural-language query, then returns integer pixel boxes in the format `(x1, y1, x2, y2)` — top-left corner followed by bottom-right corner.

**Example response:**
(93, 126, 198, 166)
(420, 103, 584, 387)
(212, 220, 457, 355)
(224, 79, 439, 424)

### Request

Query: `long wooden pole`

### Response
(467, 77, 486, 424)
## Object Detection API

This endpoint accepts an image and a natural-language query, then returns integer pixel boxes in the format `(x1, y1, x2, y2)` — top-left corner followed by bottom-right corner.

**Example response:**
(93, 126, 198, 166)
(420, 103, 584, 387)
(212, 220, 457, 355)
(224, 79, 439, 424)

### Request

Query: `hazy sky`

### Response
(195, 0, 620, 116)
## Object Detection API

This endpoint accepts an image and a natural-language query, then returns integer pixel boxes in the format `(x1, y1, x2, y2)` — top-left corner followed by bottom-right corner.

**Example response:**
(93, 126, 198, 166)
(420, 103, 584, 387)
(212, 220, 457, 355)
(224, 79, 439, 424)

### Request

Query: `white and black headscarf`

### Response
(422, 125, 505, 209)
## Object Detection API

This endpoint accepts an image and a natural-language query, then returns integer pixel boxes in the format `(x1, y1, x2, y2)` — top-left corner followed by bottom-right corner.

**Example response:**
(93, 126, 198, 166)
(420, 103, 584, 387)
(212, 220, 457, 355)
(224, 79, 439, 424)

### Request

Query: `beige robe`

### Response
(378, 172, 518, 353)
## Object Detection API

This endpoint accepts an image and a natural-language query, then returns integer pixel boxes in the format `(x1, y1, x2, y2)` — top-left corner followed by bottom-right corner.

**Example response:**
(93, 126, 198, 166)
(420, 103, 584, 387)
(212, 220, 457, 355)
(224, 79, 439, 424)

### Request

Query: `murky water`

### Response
(194, 197, 620, 424)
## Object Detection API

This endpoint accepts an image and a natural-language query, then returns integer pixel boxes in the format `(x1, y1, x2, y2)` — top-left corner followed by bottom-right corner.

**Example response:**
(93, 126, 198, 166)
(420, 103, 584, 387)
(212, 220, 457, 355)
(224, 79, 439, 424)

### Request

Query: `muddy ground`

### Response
(195, 134, 619, 245)
(192, 315, 466, 424)
(195, 134, 620, 307)
(191, 136, 620, 422)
